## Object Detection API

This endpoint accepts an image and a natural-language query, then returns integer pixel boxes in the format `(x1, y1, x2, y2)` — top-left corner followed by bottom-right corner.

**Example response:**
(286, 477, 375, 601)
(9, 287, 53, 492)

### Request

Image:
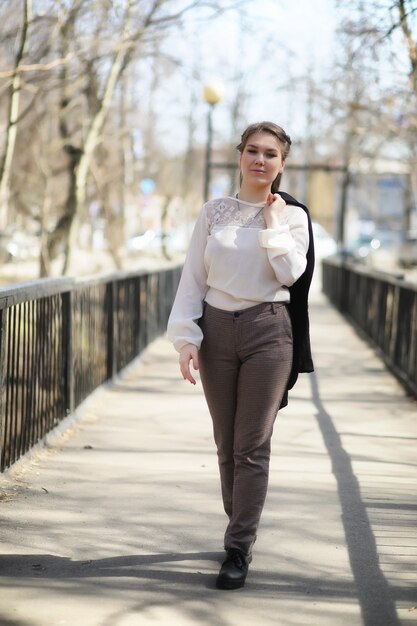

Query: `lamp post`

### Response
(203, 83, 223, 202)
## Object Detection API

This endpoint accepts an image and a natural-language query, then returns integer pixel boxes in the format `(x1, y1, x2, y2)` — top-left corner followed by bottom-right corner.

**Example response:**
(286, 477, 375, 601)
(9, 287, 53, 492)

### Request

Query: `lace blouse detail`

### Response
(167, 196, 310, 350)
(206, 197, 266, 231)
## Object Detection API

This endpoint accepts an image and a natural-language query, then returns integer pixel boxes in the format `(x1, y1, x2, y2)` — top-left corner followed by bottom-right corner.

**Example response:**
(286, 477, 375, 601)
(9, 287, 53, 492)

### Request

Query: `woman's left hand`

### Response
(263, 193, 286, 229)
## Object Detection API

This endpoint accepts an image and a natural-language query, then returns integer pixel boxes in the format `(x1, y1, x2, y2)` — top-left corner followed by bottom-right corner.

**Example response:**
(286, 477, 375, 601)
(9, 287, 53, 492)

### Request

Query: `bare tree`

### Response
(47, 0, 233, 273)
(0, 0, 251, 278)
(334, 0, 417, 235)
(0, 0, 32, 229)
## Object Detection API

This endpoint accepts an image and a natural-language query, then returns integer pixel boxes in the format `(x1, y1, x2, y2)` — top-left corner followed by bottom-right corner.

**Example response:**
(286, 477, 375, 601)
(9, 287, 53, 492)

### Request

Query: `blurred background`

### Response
(0, 0, 416, 283)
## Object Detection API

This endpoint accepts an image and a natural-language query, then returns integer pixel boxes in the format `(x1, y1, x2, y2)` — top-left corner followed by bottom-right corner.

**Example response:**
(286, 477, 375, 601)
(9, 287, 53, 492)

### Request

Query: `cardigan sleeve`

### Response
(167, 206, 209, 352)
(258, 205, 309, 287)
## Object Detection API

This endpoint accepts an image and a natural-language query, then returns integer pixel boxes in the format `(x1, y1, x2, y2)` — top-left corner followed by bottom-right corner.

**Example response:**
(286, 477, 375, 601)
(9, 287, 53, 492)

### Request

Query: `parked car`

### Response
(349, 231, 401, 269)
(127, 230, 157, 252)
(398, 231, 417, 268)
(311, 222, 337, 259)
(0, 229, 40, 262)
(127, 229, 188, 255)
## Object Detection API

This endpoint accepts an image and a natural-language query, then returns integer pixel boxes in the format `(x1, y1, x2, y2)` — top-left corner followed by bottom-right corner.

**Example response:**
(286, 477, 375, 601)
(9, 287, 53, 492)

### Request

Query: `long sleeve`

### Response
(167, 207, 209, 352)
(258, 205, 309, 287)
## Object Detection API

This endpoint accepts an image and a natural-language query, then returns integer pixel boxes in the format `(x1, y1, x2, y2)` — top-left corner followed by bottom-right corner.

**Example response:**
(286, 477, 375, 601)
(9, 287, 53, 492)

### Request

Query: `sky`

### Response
(131, 0, 414, 163)
(158, 0, 340, 150)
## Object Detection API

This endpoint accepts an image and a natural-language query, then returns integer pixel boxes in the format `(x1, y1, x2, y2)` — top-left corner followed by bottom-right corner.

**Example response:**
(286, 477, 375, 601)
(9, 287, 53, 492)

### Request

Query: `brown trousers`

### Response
(198, 301, 293, 555)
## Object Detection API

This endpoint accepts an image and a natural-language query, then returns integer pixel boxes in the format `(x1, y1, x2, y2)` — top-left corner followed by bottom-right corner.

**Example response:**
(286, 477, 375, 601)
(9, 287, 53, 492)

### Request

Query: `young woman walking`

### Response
(168, 121, 314, 590)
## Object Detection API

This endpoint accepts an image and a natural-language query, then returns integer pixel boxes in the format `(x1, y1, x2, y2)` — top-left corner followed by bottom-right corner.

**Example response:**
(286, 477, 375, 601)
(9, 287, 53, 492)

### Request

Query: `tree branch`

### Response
(0, 53, 73, 78)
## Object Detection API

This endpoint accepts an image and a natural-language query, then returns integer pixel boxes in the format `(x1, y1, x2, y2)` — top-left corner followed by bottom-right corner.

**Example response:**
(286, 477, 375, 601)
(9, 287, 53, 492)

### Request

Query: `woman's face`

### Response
(240, 132, 284, 190)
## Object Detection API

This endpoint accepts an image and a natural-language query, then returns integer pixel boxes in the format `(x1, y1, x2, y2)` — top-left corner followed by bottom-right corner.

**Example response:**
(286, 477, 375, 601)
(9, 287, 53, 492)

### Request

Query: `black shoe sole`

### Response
(216, 576, 246, 590)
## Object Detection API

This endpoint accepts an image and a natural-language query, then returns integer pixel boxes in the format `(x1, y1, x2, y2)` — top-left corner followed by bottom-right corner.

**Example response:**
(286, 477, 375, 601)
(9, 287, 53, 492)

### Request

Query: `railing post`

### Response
(0, 307, 8, 471)
(106, 281, 115, 380)
(61, 291, 74, 417)
(134, 276, 141, 356)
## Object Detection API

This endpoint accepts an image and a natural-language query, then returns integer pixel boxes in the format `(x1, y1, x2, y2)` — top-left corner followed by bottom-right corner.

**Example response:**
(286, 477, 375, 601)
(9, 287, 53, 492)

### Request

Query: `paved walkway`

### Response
(0, 276, 416, 626)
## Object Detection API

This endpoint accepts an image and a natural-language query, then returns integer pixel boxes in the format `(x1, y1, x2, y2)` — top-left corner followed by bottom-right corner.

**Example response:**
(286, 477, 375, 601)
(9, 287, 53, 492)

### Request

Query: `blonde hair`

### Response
(236, 121, 292, 192)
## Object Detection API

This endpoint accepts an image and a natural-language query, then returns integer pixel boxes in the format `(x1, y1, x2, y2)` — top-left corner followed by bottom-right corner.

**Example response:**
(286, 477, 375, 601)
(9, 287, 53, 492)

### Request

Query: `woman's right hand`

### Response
(179, 343, 199, 385)
(263, 193, 287, 229)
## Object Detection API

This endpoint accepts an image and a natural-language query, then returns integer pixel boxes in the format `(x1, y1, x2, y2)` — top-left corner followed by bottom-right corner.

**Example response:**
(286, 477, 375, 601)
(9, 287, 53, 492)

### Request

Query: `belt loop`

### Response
(271, 302, 277, 315)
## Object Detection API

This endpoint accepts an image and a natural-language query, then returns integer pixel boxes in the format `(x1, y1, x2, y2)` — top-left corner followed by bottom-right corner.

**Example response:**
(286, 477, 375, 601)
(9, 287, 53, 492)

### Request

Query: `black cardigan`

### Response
(278, 191, 315, 409)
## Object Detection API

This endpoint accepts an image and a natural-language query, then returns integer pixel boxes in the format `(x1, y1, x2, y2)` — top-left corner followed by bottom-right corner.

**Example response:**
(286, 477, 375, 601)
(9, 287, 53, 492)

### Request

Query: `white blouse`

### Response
(167, 196, 309, 352)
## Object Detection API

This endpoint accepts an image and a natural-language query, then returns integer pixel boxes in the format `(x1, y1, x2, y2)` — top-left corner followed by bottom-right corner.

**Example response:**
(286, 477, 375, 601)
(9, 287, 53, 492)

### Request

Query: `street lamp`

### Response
(203, 83, 223, 202)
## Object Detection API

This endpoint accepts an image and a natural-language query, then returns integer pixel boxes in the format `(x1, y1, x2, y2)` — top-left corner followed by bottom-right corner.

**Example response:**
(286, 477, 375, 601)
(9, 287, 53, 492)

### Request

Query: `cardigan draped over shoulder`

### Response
(279, 191, 315, 408)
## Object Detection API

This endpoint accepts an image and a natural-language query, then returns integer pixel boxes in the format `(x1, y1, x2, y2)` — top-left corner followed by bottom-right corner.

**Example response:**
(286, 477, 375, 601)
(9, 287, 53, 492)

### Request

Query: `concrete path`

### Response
(0, 277, 416, 626)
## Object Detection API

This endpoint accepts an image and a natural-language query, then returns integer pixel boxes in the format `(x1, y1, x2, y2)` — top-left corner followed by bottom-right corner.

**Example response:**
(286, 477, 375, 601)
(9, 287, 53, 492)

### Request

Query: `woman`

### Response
(167, 121, 314, 590)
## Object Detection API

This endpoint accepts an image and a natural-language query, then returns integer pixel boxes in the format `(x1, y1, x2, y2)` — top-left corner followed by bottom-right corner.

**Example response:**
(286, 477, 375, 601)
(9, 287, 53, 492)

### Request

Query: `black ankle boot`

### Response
(216, 548, 250, 590)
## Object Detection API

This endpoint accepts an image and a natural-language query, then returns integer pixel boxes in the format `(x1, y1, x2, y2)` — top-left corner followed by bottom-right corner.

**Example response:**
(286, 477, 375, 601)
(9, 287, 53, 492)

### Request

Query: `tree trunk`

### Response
(160, 195, 172, 260)
(0, 0, 32, 229)
(398, 0, 417, 100)
(62, 2, 136, 274)
(39, 190, 52, 278)
(47, 145, 82, 263)
(118, 73, 133, 253)
(103, 197, 123, 271)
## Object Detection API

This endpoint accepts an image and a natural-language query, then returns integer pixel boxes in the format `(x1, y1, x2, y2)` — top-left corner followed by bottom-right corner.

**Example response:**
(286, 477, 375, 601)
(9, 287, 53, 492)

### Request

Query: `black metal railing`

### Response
(0, 266, 182, 471)
(322, 256, 417, 399)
